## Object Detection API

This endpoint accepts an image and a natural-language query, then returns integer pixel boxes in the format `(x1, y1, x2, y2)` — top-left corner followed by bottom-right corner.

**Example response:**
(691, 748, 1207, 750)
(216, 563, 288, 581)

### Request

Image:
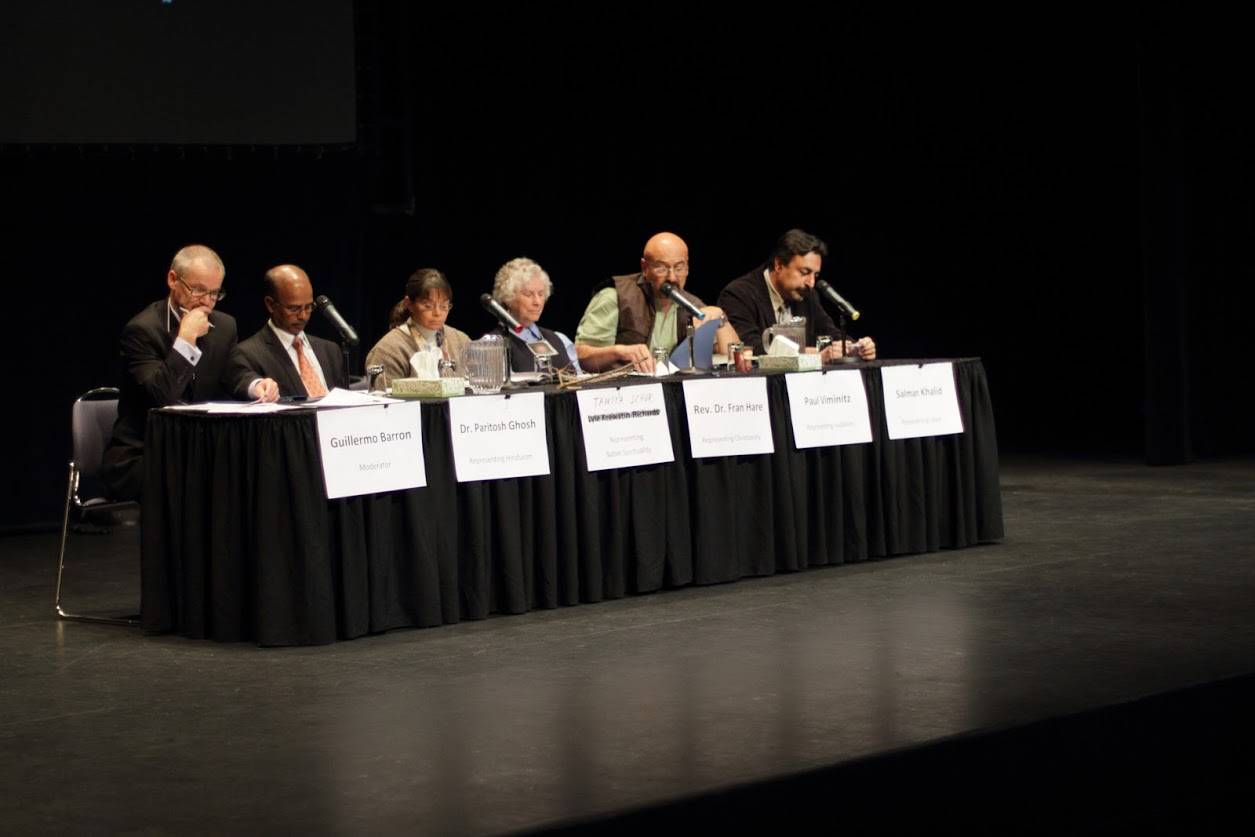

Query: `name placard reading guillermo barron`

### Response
(575, 382, 674, 471)
(448, 391, 549, 483)
(682, 377, 774, 459)
(880, 362, 964, 440)
(316, 402, 426, 499)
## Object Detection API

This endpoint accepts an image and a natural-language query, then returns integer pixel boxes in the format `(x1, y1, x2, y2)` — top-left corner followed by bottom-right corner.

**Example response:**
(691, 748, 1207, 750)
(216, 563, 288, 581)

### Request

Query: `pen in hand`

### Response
(178, 307, 215, 328)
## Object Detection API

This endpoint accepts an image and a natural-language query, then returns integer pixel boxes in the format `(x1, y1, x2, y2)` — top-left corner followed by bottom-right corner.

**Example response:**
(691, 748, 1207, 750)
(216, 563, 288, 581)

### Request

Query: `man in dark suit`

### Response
(718, 229, 877, 360)
(100, 244, 274, 501)
(230, 264, 348, 399)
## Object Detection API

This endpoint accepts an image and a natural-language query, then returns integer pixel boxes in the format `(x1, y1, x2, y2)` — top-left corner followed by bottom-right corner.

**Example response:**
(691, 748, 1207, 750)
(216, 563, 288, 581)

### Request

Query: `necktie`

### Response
(293, 336, 327, 397)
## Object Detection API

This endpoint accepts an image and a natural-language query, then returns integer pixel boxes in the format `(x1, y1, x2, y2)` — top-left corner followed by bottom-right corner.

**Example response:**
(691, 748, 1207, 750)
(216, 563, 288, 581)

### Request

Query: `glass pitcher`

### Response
(762, 316, 807, 354)
(464, 335, 508, 394)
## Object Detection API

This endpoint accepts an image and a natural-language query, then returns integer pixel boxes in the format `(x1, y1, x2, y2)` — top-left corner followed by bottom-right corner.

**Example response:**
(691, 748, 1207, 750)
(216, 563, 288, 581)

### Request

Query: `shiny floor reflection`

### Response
(2, 456, 1254, 834)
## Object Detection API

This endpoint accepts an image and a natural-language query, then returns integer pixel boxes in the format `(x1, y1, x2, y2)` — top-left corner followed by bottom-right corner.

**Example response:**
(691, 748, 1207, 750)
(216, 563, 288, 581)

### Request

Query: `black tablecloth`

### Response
(142, 359, 1003, 645)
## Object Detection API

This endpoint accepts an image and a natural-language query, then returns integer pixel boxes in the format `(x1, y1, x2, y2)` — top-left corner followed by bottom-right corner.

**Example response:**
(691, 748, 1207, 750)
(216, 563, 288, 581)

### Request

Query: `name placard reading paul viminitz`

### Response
(316, 402, 426, 499)
(880, 362, 964, 440)
(447, 392, 549, 482)
(682, 377, 774, 459)
(784, 370, 874, 449)
(575, 383, 674, 471)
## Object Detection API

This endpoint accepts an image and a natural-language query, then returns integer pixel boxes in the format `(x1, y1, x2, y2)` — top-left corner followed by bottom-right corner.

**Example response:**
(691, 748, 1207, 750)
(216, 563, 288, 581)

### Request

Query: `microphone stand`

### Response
(833, 310, 857, 363)
(340, 342, 354, 382)
(678, 320, 702, 375)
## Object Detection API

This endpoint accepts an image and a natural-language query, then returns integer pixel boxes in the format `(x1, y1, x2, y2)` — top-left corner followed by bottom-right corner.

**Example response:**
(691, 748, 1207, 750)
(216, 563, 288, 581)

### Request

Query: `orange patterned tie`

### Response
(293, 335, 327, 397)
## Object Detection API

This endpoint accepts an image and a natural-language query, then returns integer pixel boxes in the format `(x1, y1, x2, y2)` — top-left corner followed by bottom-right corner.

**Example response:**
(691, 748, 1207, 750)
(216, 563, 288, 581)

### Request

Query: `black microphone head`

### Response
(479, 293, 494, 306)
(660, 281, 676, 295)
(314, 295, 331, 308)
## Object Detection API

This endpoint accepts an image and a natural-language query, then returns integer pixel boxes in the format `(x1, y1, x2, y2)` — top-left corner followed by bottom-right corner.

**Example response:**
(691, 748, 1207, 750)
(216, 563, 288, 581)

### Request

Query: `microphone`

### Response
(480, 294, 522, 332)
(314, 295, 360, 346)
(815, 280, 860, 321)
(660, 281, 706, 321)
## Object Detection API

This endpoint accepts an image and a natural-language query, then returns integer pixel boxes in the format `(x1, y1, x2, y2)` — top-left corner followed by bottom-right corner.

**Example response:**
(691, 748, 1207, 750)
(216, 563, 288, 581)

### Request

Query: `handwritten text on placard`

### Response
(785, 370, 874, 449)
(576, 383, 674, 471)
(316, 403, 426, 499)
(682, 377, 774, 459)
(448, 392, 550, 482)
(880, 362, 964, 440)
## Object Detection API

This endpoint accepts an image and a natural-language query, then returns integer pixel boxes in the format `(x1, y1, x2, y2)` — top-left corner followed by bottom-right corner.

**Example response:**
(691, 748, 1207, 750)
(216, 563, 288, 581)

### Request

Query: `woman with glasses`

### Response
(365, 268, 470, 387)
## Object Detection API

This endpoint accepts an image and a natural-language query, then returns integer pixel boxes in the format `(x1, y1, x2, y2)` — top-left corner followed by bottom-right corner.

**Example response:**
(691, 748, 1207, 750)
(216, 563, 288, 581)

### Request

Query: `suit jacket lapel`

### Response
(312, 338, 342, 390)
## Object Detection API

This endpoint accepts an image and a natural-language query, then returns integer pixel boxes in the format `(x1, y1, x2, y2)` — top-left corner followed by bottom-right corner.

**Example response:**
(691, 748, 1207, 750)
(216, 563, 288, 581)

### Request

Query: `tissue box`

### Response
(755, 354, 821, 372)
(389, 378, 466, 398)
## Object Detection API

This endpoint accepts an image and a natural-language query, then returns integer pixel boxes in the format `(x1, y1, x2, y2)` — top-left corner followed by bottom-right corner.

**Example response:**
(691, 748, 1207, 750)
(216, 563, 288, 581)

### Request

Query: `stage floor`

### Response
(3, 456, 1254, 834)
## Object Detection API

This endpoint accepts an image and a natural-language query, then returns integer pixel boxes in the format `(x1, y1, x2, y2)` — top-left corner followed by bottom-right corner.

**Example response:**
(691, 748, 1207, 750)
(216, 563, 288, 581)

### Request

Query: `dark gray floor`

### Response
(2, 456, 1254, 834)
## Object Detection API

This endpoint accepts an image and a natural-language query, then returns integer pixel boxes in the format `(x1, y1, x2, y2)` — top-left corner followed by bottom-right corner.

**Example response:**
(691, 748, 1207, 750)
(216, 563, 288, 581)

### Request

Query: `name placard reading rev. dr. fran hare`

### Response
(316, 402, 426, 499)
(682, 377, 774, 459)
(448, 391, 549, 482)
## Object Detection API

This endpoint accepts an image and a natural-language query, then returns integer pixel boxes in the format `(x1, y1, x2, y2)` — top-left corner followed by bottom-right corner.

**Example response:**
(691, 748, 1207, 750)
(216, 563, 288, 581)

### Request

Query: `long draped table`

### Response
(141, 358, 1003, 645)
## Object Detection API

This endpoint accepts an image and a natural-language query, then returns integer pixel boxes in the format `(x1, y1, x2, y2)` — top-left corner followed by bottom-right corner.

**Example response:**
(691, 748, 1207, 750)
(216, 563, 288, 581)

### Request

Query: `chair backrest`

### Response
(72, 387, 120, 480)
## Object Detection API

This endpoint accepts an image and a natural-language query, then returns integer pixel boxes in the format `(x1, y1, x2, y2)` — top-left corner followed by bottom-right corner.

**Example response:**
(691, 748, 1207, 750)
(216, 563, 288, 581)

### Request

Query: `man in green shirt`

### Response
(574, 232, 739, 373)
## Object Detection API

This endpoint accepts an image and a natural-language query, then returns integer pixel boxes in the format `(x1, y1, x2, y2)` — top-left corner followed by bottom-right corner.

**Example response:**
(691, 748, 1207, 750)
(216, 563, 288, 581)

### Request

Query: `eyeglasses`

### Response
(646, 261, 689, 278)
(415, 300, 453, 313)
(276, 302, 316, 315)
(176, 276, 227, 302)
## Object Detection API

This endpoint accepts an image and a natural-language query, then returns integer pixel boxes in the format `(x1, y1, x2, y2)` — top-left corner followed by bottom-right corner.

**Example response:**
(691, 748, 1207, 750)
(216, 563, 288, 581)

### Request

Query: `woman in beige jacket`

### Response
(365, 267, 471, 387)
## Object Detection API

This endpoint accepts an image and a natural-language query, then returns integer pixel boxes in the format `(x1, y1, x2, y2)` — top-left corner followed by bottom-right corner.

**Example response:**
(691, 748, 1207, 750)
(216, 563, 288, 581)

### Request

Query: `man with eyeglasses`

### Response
(229, 264, 348, 399)
(574, 231, 738, 373)
(101, 244, 251, 501)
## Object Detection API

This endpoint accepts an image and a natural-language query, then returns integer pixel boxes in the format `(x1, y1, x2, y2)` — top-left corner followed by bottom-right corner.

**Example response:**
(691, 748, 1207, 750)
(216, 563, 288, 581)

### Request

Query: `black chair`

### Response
(53, 387, 140, 625)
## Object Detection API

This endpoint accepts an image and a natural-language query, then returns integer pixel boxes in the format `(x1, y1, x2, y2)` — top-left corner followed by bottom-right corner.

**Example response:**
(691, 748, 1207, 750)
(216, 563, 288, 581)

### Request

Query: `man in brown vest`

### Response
(574, 232, 739, 373)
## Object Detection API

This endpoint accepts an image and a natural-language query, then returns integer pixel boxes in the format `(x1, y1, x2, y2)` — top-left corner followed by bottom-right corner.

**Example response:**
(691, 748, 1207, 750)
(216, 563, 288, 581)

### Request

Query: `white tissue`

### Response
(767, 335, 800, 356)
(408, 347, 441, 379)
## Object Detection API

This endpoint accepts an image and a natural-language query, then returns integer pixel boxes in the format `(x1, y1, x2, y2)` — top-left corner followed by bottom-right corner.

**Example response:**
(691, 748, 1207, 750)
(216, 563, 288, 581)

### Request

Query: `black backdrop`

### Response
(2, 6, 1250, 530)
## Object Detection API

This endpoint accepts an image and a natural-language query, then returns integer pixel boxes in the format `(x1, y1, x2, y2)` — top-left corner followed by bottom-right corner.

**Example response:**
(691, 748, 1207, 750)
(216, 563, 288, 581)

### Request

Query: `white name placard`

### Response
(784, 370, 874, 449)
(880, 362, 965, 439)
(682, 377, 774, 459)
(316, 403, 426, 499)
(576, 384, 674, 472)
(448, 392, 550, 482)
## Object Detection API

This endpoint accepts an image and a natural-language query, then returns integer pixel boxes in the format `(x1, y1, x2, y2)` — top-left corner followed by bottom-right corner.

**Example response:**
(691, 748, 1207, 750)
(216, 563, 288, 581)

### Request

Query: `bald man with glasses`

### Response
(101, 244, 260, 501)
(229, 264, 348, 400)
(574, 232, 738, 373)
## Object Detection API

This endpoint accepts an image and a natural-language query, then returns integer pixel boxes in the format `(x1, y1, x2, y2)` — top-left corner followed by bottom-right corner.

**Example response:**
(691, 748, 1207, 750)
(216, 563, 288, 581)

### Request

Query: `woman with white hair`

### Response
(491, 257, 581, 374)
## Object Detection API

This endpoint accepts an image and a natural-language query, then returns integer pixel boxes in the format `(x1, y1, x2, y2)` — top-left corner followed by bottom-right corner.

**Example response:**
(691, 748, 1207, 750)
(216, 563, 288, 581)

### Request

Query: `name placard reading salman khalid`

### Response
(316, 402, 426, 499)
(575, 383, 674, 471)
(785, 370, 874, 449)
(682, 377, 774, 459)
(880, 362, 964, 440)
(447, 392, 549, 483)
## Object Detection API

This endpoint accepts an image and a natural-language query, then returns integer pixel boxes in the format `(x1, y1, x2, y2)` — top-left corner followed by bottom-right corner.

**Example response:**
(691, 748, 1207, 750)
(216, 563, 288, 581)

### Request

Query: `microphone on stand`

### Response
(480, 294, 523, 332)
(660, 281, 706, 320)
(814, 280, 860, 321)
(314, 296, 360, 345)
